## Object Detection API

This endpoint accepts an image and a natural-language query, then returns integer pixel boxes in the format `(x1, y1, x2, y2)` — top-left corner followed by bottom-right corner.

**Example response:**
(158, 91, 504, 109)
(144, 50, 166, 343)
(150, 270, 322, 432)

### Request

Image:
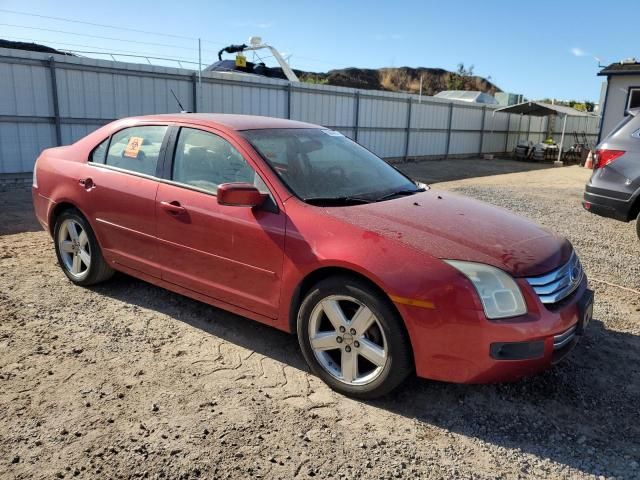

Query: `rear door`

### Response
(84, 124, 169, 277)
(154, 126, 286, 318)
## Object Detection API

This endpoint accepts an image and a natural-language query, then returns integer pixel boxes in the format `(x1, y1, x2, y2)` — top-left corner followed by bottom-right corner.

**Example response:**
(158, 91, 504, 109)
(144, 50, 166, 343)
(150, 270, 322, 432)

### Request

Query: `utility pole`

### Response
(197, 38, 202, 112)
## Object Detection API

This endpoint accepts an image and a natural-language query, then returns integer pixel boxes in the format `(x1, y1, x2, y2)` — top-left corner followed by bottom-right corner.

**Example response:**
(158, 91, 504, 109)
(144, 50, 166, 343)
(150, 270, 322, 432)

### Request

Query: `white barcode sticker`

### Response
(321, 129, 344, 137)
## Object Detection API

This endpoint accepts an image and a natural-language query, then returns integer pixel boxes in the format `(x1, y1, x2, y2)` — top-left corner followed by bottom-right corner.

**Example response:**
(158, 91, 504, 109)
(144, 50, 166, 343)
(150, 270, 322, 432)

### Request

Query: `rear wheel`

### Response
(54, 210, 114, 286)
(636, 211, 640, 240)
(297, 276, 412, 399)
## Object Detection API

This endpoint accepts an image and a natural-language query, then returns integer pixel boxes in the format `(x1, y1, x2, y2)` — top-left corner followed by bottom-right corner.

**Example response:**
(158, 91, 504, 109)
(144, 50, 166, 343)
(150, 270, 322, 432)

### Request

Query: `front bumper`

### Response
(490, 287, 593, 364)
(398, 276, 592, 384)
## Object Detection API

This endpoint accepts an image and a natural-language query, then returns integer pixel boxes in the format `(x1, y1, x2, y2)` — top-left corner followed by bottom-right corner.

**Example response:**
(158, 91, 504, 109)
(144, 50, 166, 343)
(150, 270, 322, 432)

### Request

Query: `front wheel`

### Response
(297, 276, 413, 399)
(54, 209, 114, 286)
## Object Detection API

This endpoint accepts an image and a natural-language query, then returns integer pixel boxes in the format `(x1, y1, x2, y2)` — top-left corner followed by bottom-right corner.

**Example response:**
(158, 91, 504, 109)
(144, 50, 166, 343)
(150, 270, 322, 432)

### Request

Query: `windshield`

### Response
(242, 128, 420, 204)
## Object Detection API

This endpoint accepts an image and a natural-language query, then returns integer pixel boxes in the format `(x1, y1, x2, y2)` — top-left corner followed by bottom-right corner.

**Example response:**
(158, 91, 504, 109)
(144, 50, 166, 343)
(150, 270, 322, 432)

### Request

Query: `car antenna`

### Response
(170, 88, 190, 113)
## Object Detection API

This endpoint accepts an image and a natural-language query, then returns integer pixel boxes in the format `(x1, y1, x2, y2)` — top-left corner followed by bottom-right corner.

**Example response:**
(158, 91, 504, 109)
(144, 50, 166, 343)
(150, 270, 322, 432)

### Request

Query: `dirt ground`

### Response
(1, 161, 639, 480)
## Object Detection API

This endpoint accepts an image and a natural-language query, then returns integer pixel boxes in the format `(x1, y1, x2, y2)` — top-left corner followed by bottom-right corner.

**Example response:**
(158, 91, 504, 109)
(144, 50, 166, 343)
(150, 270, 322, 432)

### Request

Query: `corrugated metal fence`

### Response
(0, 47, 599, 174)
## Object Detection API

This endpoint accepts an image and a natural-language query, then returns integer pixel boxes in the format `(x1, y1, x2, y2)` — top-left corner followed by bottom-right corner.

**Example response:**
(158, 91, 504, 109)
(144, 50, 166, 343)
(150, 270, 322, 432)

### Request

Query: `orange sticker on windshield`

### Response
(123, 137, 143, 158)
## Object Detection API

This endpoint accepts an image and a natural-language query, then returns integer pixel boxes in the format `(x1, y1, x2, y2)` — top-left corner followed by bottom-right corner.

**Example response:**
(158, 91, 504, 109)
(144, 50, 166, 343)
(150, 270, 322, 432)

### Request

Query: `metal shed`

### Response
(434, 90, 498, 105)
(494, 101, 594, 163)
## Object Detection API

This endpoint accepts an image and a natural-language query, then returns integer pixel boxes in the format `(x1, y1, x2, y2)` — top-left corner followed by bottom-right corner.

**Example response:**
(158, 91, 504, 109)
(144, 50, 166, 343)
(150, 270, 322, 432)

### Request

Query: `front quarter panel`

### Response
(279, 200, 479, 310)
(277, 200, 485, 374)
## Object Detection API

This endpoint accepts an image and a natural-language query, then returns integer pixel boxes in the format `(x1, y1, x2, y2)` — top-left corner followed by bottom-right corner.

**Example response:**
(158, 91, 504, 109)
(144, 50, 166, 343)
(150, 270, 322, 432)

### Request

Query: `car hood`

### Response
(323, 189, 572, 277)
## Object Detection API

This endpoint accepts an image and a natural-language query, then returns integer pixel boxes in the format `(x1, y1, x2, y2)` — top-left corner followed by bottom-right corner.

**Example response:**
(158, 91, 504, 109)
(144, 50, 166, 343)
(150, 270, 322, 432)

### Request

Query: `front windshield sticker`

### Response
(321, 129, 344, 137)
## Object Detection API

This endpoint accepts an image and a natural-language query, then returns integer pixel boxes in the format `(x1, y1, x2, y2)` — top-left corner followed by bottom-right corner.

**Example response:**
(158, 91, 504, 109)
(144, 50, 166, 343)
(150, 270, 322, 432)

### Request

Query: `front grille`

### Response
(526, 252, 583, 304)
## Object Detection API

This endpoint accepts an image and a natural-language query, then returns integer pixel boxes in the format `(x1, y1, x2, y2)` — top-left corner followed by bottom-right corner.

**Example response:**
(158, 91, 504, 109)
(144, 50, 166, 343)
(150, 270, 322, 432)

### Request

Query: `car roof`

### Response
(127, 113, 322, 131)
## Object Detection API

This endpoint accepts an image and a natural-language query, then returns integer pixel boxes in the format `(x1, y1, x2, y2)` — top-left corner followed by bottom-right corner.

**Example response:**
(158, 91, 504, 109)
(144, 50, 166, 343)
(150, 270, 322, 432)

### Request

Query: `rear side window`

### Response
(90, 138, 109, 164)
(105, 126, 168, 176)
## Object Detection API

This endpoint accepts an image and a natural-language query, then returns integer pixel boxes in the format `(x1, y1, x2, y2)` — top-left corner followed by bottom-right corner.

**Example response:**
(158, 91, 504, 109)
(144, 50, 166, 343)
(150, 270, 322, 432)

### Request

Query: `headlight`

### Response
(445, 260, 527, 319)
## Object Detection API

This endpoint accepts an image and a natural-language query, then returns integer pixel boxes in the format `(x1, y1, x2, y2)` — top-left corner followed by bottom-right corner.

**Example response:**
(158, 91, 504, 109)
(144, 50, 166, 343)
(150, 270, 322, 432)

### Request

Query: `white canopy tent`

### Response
(494, 101, 594, 163)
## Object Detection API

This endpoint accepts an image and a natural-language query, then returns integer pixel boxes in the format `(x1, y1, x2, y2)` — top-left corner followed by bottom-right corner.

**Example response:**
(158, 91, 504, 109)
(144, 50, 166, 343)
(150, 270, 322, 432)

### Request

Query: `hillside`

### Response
(0, 39, 73, 56)
(296, 66, 501, 95)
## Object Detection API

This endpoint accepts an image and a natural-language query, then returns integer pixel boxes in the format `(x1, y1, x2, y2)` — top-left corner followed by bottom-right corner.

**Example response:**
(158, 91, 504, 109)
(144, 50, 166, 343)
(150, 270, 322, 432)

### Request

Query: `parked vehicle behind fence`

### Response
(583, 108, 640, 239)
(33, 114, 594, 398)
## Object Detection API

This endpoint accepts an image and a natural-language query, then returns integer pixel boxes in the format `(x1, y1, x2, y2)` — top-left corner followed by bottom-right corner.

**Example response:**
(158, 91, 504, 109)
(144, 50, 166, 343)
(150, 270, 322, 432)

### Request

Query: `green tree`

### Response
(456, 63, 474, 77)
(445, 63, 474, 90)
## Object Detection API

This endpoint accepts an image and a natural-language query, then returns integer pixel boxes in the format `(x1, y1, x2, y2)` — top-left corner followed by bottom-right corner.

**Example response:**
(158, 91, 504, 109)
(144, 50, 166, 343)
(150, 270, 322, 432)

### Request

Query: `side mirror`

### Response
(217, 182, 267, 207)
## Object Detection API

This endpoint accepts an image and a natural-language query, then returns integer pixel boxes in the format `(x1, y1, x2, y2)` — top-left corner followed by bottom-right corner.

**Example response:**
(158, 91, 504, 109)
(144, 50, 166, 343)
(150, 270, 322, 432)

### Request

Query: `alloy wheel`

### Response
(57, 219, 91, 280)
(308, 295, 388, 385)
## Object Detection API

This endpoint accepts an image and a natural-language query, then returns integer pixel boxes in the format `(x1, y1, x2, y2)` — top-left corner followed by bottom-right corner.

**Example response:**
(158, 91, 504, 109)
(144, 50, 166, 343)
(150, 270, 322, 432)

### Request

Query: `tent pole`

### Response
(557, 114, 567, 163)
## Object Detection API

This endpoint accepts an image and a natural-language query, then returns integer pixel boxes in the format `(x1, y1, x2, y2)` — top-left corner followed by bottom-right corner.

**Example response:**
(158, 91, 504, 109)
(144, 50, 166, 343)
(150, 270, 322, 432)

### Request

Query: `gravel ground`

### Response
(1, 163, 639, 480)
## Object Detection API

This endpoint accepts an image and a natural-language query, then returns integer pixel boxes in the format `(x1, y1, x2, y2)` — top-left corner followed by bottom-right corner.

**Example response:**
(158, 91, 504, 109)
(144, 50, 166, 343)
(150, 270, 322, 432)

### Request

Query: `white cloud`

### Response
(571, 47, 588, 57)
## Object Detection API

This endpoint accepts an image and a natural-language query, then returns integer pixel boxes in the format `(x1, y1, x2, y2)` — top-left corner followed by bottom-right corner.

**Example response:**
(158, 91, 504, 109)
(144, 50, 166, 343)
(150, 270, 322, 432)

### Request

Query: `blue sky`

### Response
(0, 0, 634, 102)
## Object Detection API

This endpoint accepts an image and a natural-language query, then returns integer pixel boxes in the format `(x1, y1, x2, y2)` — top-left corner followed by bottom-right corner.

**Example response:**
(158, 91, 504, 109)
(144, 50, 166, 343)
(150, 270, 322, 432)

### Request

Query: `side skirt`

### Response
(110, 261, 288, 332)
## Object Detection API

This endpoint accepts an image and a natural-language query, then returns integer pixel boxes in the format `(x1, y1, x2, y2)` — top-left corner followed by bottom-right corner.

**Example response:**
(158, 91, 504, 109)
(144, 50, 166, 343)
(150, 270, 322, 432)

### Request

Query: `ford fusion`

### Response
(32, 114, 593, 398)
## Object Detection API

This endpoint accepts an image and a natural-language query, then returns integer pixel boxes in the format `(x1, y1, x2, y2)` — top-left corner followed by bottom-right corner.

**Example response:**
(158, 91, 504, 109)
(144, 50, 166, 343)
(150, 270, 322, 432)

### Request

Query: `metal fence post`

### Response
(354, 90, 360, 142)
(48, 56, 62, 146)
(404, 97, 412, 161)
(504, 114, 511, 154)
(478, 105, 486, 156)
(287, 83, 292, 119)
(445, 102, 454, 159)
(517, 114, 523, 143)
(191, 72, 198, 112)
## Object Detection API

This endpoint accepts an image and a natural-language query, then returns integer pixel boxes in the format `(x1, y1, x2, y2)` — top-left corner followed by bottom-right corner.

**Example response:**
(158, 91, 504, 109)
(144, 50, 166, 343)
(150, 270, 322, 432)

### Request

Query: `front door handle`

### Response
(160, 200, 186, 215)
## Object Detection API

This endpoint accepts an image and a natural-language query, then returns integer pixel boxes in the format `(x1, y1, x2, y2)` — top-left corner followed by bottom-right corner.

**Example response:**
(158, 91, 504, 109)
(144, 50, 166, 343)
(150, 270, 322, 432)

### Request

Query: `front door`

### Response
(155, 127, 286, 318)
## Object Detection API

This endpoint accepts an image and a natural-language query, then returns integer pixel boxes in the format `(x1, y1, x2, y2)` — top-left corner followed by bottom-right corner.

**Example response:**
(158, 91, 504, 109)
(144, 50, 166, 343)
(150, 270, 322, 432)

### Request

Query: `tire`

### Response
(297, 276, 413, 399)
(636, 211, 640, 241)
(53, 209, 114, 286)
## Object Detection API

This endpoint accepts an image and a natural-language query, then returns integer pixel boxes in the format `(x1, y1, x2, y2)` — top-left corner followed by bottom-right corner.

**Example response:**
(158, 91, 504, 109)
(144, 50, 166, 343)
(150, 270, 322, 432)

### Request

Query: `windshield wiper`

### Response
(375, 188, 425, 202)
(303, 195, 372, 206)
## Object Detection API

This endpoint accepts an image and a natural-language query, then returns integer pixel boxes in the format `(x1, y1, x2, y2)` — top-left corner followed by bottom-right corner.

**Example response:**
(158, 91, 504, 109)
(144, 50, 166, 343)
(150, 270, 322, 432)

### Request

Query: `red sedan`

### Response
(32, 114, 593, 398)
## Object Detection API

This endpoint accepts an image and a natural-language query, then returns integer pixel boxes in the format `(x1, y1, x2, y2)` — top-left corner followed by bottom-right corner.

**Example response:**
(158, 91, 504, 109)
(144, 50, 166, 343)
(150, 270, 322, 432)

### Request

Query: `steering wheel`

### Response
(324, 165, 348, 184)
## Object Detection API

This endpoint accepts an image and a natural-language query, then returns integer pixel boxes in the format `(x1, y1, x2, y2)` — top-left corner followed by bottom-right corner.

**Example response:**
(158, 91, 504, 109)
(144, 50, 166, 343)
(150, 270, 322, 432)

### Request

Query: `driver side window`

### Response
(172, 128, 267, 194)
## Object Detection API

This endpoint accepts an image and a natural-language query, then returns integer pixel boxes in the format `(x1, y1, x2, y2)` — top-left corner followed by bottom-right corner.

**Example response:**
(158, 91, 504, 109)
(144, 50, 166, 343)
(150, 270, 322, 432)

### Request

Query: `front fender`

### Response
(276, 201, 481, 332)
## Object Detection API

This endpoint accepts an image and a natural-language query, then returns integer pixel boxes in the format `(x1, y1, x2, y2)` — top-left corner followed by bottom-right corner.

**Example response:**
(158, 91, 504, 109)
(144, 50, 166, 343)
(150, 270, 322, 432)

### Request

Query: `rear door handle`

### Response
(78, 178, 95, 190)
(160, 200, 186, 215)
